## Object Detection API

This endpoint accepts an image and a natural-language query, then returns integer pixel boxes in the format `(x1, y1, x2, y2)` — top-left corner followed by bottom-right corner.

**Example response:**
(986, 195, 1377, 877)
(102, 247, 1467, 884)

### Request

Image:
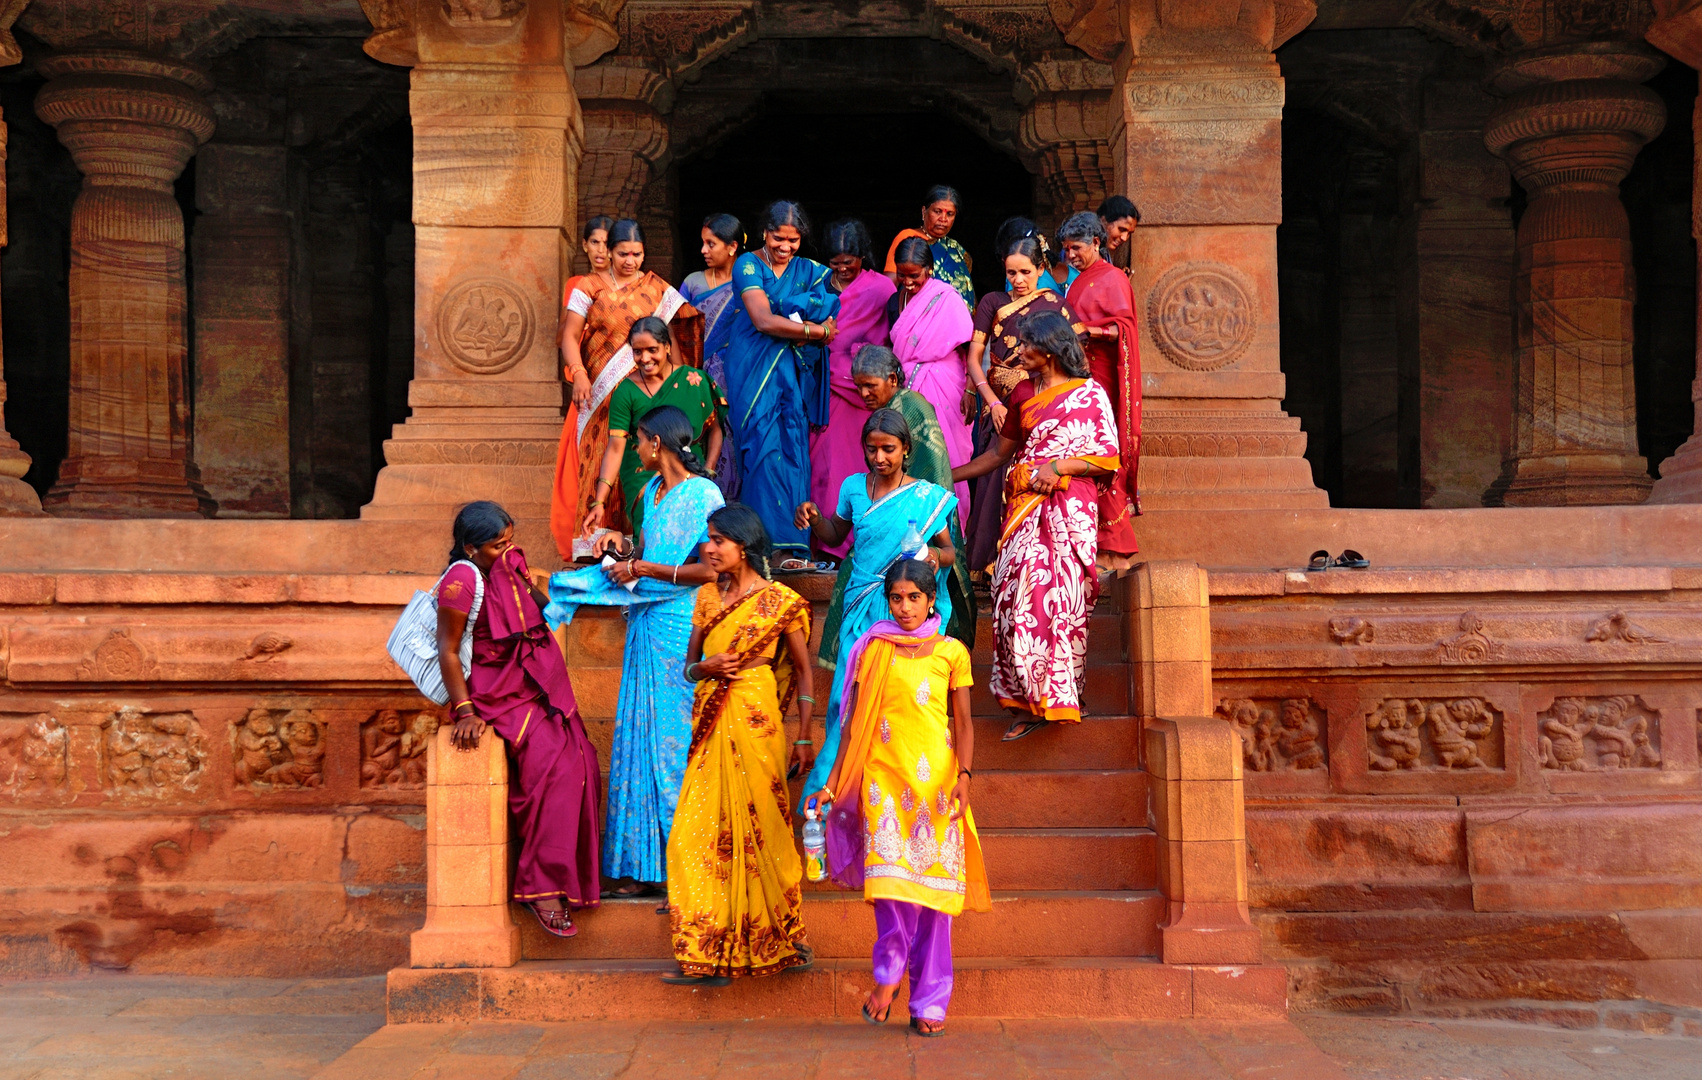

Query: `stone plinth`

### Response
(1108, 1, 1328, 510)
(361, 2, 579, 527)
(33, 49, 216, 518)
(413, 725, 520, 969)
(191, 144, 292, 517)
(1482, 52, 1667, 506)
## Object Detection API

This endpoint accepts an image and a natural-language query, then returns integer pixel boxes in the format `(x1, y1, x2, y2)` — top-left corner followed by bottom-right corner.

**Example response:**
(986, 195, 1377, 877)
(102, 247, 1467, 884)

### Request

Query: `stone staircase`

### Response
(390, 566, 1285, 1022)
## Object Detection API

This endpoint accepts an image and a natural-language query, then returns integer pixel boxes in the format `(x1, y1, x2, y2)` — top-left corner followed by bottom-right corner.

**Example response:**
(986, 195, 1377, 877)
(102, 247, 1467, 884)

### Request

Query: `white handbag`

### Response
(386, 561, 484, 705)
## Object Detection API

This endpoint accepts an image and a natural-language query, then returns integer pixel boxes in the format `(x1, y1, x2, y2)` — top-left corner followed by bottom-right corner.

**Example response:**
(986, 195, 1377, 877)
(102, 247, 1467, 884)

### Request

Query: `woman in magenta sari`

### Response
(436, 501, 602, 936)
(886, 236, 975, 525)
(812, 219, 896, 560)
(953, 312, 1120, 742)
(1057, 211, 1140, 567)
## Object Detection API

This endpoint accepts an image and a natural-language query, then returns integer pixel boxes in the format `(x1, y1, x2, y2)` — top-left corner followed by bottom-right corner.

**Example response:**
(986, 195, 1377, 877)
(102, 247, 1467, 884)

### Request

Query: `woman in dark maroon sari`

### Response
(1057, 211, 1140, 568)
(436, 501, 601, 937)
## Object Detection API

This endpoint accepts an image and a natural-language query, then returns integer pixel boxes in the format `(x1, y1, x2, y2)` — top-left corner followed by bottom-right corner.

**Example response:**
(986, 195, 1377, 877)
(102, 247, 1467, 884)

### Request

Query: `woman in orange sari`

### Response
(553, 219, 701, 561)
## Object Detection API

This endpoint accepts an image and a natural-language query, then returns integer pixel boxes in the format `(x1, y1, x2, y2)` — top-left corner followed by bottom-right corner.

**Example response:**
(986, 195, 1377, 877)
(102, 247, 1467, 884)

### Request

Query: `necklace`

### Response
(722, 574, 762, 607)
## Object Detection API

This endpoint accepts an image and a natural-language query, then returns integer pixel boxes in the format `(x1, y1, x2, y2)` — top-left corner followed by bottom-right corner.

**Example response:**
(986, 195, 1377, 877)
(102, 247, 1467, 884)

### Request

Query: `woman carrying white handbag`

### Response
(429, 501, 602, 937)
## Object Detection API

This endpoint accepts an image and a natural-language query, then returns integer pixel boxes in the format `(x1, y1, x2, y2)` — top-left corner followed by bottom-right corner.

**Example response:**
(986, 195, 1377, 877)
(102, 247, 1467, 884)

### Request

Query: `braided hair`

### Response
(708, 503, 773, 579)
(636, 405, 713, 481)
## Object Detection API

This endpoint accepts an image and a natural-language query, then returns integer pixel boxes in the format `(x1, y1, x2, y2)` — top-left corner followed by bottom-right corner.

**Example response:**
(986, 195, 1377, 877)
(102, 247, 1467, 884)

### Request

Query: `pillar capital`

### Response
(1019, 59, 1115, 217)
(33, 47, 216, 518)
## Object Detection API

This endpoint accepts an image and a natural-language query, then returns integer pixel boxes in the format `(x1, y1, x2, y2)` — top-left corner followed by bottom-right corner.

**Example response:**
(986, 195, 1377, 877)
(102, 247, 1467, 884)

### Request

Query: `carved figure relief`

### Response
(1437, 611, 1503, 663)
(1366, 697, 1503, 771)
(360, 709, 436, 789)
(243, 632, 293, 662)
(77, 628, 157, 681)
(1329, 617, 1375, 645)
(1585, 611, 1669, 644)
(100, 709, 205, 796)
(438, 278, 535, 374)
(0, 714, 69, 797)
(1539, 695, 1661, 771)
(1217, 697, 1326, 771)
(232, 709, 325, 791)
(442, 0, 525, 25)
(1147, 262, 1257, 371)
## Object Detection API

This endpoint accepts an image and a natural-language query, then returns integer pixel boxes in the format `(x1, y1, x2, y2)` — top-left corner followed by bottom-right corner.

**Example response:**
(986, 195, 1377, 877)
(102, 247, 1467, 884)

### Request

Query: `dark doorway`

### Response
(678, 110, 1033, 297)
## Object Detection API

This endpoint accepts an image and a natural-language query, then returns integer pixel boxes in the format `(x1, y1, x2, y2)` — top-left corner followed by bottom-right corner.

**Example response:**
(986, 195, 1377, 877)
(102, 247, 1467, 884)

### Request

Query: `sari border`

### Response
(997, 694, 1082, 724)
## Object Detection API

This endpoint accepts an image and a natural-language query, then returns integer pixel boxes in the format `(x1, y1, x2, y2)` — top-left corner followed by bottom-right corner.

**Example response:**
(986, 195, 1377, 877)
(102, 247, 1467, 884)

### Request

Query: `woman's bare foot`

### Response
(862, 983, 899, 1024)
(910, 1016, 946, 1037)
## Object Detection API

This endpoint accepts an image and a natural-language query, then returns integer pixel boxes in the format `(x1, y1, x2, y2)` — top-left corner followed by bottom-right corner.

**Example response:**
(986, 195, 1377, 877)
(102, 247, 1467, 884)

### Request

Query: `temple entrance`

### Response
(678, 110, 1033, 296)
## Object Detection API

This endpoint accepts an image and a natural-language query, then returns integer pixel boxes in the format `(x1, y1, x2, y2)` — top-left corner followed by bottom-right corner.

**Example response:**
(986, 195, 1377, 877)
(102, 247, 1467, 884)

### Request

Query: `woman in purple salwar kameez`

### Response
(437, 501, 602, 937)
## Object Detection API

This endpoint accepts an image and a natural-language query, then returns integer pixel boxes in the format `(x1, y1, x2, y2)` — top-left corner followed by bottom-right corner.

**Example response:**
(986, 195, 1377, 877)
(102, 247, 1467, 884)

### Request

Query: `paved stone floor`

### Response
(0, 976, 1697, 1080)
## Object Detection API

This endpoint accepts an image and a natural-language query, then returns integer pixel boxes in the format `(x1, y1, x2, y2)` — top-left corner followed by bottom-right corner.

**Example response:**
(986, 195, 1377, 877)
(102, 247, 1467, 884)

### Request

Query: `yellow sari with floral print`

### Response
(666, 581, 812, 977)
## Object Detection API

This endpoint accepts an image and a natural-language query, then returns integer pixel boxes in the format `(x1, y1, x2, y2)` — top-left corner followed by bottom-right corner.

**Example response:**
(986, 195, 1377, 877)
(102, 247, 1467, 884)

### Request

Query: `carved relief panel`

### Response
(231, 708, 325, 792)
(1335, 683, 1520, 795)
(0, 713, 69, 799)
(1366, 697, 1504, 771)
(360, 709, 437, 790)
(1538, 695, 1661, 772)
(99, 708, 205, 798)
(1216, 697, 1326, 772)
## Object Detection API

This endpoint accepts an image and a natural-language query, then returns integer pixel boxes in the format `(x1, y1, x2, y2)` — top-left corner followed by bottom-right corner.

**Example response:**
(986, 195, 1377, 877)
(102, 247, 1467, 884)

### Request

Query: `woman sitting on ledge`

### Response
(436, 501, 602, 937)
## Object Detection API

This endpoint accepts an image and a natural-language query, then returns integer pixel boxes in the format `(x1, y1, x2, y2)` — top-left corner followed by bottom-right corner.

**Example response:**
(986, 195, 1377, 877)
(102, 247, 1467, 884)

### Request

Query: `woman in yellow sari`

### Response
(665, 503, 817, 984)
(553, 218, 702, 560)
(810, 559, 989, 1036)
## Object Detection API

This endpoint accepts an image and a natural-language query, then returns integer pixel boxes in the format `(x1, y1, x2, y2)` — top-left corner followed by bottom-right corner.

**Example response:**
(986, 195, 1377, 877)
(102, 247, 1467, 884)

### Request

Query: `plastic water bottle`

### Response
(899, 518, 925, 560)
(802, 801, 827, 882)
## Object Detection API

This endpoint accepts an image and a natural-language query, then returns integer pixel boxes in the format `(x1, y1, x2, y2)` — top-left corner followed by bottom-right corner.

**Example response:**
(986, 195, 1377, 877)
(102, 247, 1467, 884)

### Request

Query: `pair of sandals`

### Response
(661, 944, 815, 987)
(862, 989, 945, 1037)
(1307, 549, 1369, 571)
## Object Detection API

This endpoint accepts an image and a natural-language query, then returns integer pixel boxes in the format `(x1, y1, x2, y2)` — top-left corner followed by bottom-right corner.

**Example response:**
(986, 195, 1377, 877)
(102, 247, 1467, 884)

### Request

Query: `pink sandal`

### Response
(530, 903, 577, 937)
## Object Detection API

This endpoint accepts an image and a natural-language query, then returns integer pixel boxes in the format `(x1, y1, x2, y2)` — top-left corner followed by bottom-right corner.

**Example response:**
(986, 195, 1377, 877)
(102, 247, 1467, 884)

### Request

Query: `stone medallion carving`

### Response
(1147, 261, 1258, 371)
(438, 277, 535, 374)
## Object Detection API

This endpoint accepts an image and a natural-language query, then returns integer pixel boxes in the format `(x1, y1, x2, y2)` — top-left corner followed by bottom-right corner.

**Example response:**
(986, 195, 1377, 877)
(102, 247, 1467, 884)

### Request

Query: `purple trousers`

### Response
(873, 899, 954, 1021)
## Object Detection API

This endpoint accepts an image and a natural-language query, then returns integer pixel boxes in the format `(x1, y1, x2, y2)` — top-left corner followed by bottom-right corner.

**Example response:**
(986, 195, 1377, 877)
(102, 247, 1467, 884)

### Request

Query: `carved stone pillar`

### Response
(191, 145, 292, 517)
(1104, 1, 1328, 509)
(573, 55, 669, 234)
(34, 50, 216, 517)
(1019, 59, 1116, 217)
(1481, 51, 1666, 506)
(0, 105, 41, 516)
(360, 1, 582, 528)
(1397, 72, 1518, 507)
(1647, 4, 1702, 502)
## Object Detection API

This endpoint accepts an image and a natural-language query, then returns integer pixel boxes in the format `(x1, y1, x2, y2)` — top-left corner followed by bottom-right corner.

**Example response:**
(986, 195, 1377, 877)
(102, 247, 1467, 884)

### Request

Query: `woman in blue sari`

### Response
(545, 405, 724, 894)
(793, 408, 958, 806)
(722, 200, 840, 564)
(679, 213, 743, 498)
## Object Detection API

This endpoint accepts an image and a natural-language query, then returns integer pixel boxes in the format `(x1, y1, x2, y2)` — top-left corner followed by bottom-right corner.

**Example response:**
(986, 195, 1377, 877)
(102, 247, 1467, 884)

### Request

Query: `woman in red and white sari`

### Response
(952, 310, 1121, 742)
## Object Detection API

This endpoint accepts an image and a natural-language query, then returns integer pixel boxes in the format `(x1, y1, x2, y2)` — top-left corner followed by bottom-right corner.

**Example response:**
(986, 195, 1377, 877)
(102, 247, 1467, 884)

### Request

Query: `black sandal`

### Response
(910, 1016, 946, 1037)
(1307, 550, 1331, 572)
(1002, 718, 1048, 742)
(1332, 549, 1369, 569)
(863, 991, 896, 1024)
(661, 972, 731, 986)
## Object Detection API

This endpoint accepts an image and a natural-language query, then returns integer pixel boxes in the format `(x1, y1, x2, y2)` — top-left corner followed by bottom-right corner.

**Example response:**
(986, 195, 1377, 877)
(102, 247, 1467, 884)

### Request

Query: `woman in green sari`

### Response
(584, 317, 725, 538)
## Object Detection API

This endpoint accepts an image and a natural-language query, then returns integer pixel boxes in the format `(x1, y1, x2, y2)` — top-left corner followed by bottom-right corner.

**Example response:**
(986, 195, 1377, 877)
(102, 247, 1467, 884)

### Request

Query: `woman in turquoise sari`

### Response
(793, 407, 958, 806)
(545, 405, 724, 893)
(723, 201, 840, 562)
(680, 213, 742, 498)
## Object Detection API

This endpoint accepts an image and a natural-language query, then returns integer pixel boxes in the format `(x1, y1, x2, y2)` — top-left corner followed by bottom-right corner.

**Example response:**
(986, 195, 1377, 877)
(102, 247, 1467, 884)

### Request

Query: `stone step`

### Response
(558, 607, 1126, 667)
(566, 661, 1131, 719)
(386, 957, 1288, 1023)
(771, 769, 1146, 830)
(580, 715, 1145, 772)
(796, 827, 1156, 894)
(516, 890, 1164, 961)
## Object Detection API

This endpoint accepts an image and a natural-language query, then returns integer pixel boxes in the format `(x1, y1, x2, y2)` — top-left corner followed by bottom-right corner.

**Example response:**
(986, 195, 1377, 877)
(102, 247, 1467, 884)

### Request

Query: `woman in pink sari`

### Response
(886, 236, 980, 525)
(812, 220, 897, 559)
(436, 501, 602, 935)
(952, 312, 1120, 742)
